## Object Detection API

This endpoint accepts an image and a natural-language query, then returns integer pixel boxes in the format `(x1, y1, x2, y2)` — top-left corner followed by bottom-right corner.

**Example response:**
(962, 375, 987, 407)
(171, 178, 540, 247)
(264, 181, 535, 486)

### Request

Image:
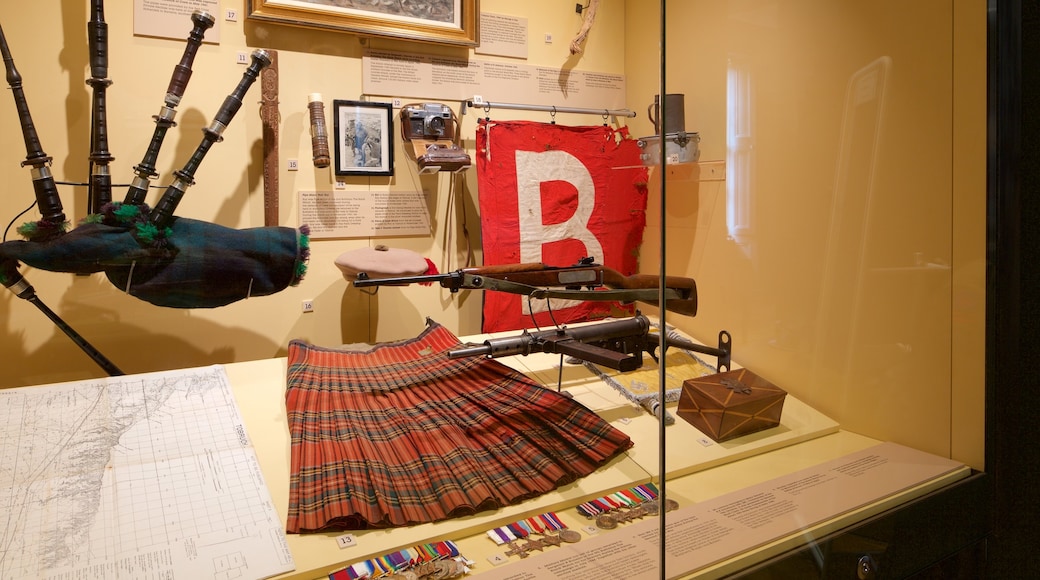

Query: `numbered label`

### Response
(487, 553, 509, 566)
(335, 534, 357, 549)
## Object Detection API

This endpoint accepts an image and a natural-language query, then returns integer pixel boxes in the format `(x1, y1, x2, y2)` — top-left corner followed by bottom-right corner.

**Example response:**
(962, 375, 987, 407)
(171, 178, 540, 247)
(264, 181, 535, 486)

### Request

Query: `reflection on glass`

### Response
(727, 58, 754, 252)
(812, 56, 891, 384)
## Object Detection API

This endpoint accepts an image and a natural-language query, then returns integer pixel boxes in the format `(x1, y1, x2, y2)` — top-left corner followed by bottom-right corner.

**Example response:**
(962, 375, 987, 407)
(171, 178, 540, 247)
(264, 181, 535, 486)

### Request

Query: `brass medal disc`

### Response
(595, 513, 618, 529)
(559, 529, 582, 543)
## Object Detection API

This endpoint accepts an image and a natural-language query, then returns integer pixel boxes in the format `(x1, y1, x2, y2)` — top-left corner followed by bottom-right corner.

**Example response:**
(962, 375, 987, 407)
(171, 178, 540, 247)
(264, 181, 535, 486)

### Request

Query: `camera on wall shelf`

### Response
(401, 103, 455, 142)
(399, 102, 470, 174)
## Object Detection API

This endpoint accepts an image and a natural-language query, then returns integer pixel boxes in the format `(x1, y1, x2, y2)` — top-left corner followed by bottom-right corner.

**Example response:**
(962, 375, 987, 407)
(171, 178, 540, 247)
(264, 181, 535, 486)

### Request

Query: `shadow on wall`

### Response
(339, 281, 372, 345)
(0, 275, 281, 389)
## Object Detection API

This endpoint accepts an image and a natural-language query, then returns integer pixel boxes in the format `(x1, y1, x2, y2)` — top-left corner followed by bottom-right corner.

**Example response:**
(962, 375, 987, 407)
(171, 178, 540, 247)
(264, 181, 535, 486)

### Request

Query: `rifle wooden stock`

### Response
(480, 265, 600, 288)
(479, 263, 698, 317)
(600, 269, 698, 316)
(459, 262, 551, 276)
(356, 261, 699, 316)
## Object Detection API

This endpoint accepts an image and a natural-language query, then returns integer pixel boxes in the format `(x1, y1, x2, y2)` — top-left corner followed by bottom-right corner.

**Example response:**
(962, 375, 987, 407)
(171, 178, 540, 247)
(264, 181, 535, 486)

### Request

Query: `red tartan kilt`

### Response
(285, 322, 633, 532)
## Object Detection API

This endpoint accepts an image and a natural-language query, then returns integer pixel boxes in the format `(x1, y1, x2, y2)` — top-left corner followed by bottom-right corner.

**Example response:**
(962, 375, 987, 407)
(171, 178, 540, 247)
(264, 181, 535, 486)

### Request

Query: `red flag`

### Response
(475, 120, 649, 332)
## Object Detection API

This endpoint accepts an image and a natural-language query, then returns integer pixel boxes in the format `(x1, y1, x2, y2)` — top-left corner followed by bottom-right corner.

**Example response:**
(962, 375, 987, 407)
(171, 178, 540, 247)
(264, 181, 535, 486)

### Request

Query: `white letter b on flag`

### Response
(514, 150, 604, 313)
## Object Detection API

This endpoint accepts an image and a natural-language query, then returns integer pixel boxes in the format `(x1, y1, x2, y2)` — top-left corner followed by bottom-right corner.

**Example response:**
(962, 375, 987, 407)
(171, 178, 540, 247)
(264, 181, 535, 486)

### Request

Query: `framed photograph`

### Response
(333, 100, 394, 177)
(247, 0, 478, 47)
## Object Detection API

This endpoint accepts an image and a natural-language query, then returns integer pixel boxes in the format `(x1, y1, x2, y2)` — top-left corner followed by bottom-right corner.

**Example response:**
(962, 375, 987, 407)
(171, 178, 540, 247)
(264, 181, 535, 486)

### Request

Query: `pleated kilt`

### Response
(285, 321, 634, 532)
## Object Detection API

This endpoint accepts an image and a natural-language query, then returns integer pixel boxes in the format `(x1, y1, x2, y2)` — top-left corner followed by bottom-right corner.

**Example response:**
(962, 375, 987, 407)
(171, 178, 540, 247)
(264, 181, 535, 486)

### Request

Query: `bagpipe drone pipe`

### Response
(0, 5, 309, 374)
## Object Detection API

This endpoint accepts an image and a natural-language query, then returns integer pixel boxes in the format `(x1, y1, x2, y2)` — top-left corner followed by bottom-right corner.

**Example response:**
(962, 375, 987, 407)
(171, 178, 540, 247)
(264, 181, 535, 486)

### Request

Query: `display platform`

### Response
(229, 346, 965, 580)
(503, 349, 840, 481)
(222, 321, 844, 580)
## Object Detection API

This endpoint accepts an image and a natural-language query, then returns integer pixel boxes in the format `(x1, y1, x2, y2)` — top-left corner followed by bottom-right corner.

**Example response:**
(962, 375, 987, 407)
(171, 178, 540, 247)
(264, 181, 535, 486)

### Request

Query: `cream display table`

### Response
(223, 331, 967, 580)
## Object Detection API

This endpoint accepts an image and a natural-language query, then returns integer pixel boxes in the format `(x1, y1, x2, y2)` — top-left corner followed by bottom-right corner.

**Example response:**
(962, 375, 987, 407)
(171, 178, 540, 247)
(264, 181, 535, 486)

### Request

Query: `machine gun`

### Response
(447, 313, 731, 373)
(449, 313, 731, 424)
(353, 257, 699, 317)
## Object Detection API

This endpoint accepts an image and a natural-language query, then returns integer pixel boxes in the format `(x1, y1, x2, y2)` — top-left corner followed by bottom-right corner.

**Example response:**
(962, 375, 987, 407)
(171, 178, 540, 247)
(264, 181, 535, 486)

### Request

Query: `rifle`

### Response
(353, 257, 699, 317)
(447, 313, 731, 373)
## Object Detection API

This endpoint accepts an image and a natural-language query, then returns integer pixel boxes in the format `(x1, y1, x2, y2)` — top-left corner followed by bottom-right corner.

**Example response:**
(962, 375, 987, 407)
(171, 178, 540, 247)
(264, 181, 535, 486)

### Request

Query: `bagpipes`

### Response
(0, 4, 309, 375)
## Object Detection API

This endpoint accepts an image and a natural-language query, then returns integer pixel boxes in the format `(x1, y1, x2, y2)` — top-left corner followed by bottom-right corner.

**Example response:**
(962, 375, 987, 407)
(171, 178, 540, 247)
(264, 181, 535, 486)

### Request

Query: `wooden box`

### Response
(676, 368, 787, 442)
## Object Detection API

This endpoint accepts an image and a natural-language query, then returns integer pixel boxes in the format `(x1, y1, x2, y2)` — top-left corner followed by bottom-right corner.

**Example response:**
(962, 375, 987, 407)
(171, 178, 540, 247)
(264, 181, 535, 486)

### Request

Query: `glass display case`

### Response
(4, 0, 1028, 577)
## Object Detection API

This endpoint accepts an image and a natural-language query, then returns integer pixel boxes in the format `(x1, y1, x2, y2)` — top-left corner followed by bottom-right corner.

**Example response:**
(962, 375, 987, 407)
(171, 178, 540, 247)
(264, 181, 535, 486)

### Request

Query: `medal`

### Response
(541, 533, 562, 547)
(579, 482, 679, 530)
(595, 513, 618, 529)
(618, 505, 647, 524)
(485, 511, 578, 558)
(559, 529, 582, 543)
(504, 543, 529, 559)
(524, 536, 545, 552)
(330, 540, 466, 580)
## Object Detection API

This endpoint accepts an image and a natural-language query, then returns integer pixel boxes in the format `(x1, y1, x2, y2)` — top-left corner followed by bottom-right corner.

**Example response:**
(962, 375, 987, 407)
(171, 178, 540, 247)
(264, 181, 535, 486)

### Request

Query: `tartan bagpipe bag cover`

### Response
(475, 120, 649, 332)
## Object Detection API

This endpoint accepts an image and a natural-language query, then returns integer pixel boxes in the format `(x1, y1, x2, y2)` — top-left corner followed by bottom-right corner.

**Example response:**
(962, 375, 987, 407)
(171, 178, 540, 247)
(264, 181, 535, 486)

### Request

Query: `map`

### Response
(0, 366, 295, 580)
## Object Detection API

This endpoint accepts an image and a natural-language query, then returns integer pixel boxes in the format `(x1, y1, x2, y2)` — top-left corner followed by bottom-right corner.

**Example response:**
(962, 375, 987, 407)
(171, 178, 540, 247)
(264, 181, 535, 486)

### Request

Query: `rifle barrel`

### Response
(353, 272, 458, 289)
(447, 344, 496, 359)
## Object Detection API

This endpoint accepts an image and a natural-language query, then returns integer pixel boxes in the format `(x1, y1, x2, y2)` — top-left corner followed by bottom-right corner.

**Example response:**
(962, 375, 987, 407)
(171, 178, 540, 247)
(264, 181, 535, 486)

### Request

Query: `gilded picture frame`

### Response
(333, 100, 394, 177)
(247, 0, 478, 47)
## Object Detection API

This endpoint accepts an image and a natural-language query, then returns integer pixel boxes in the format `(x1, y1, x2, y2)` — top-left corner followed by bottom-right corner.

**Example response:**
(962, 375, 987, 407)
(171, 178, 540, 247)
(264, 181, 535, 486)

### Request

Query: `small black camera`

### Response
(401, 103, 455, 141)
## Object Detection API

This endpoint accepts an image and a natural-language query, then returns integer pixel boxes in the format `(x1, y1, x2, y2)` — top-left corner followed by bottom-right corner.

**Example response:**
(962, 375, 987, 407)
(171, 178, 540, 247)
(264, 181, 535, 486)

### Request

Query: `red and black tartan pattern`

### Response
(285, 322, 634, 533)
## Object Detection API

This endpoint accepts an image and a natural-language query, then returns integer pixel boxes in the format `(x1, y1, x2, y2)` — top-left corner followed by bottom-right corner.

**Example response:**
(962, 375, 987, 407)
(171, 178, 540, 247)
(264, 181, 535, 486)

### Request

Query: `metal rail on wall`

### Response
(459, 99, 637, 123)
(357, 94, 637, 123)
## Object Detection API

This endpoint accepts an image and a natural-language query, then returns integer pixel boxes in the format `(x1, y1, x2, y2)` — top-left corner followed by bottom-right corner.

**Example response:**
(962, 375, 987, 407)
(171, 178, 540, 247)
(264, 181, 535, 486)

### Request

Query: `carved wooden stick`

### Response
(260, 50, 280, 226)
(570, 0, 601, 55)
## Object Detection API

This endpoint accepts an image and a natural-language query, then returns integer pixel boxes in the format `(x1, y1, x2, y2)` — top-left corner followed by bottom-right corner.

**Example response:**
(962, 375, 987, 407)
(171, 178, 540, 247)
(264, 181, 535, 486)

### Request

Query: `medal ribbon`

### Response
(329, 540, 462, 579)
(576, 482, 660, 518)
(485, 511, 569, 545)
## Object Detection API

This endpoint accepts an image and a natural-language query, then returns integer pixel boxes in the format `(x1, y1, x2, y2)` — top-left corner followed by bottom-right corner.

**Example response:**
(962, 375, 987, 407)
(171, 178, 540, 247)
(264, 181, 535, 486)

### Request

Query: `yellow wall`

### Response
(0, 0, 626, 387)
(0, 1, 985, 470)
(625, 0, 985, 469)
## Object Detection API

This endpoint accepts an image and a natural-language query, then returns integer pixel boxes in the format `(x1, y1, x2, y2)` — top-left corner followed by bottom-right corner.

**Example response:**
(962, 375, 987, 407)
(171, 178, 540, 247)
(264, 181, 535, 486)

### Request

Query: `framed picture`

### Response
(333, 100, 394, 177)
(247, 0, 478, 47)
